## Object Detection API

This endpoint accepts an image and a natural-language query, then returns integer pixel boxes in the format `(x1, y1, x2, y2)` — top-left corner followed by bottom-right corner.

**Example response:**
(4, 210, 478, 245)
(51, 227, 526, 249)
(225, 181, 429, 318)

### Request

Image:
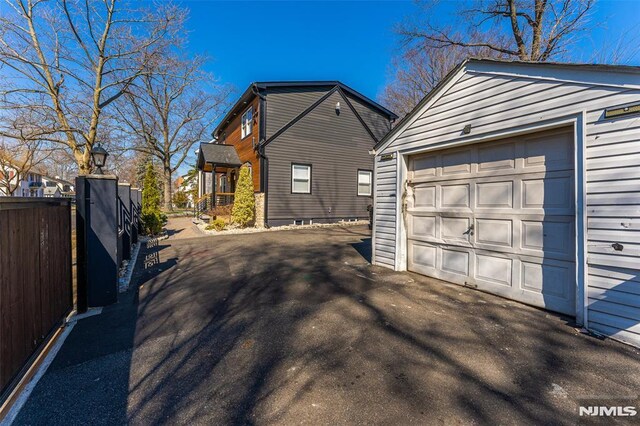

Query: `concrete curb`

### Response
(1, 322, 76, 425)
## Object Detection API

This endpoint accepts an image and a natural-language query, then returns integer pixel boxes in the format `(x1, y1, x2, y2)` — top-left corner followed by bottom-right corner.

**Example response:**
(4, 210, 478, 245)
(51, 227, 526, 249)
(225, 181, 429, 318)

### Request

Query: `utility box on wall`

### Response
(76, 175, 119, 309)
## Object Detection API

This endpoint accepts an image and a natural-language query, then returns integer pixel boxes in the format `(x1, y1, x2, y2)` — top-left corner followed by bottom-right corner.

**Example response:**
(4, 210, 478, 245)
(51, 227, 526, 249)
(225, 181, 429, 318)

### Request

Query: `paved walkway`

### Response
(14, 226, 640, 425)
(164, 216, 204, 240)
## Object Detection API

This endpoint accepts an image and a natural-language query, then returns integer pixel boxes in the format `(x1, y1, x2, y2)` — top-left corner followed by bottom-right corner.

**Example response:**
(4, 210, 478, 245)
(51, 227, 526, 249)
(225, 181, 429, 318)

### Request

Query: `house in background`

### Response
(42, 175, 75, 198)
(196, 81, 397, 227)
(372, 59, 640, 347)
(16, 171, 44, 197)
(0, 163, 42, 197)
(0, 162, 74, 197)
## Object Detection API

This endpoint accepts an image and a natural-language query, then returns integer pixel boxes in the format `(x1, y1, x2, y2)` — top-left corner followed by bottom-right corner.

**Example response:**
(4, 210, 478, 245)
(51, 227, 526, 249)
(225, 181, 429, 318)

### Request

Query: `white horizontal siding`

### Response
(377, 63, 640, 346)
(373, 156, 397, 268)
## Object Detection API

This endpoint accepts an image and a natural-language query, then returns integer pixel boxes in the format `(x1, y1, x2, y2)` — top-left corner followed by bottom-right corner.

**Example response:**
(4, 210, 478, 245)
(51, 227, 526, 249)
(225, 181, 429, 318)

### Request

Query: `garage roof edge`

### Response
(373, 58, 640, 155)
(373, 60, 469, 154)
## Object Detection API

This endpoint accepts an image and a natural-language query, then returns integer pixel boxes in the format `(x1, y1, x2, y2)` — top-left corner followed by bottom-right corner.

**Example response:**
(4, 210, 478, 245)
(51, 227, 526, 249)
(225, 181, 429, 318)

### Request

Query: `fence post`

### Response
(118, 183, 131, 262)
(130, 187, 139, 244)
(76, 175, 119, 310)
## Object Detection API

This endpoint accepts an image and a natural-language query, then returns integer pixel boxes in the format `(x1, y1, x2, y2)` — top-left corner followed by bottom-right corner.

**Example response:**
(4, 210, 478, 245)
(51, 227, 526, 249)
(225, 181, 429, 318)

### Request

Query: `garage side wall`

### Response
(373, 155, 397, 268)
(374, 64, 640, 346)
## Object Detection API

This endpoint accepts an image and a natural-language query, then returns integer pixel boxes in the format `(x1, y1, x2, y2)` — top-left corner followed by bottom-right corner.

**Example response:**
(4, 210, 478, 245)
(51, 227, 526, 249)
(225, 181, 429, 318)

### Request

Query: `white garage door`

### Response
(407, 128, 576, 315)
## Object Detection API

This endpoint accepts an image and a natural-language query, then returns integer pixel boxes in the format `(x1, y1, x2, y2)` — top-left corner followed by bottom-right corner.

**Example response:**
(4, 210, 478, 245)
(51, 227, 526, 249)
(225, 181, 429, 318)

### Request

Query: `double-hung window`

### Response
(357, 170, 372, 196)
(292, 164, 311, 194)
(241, 107, 253, 139)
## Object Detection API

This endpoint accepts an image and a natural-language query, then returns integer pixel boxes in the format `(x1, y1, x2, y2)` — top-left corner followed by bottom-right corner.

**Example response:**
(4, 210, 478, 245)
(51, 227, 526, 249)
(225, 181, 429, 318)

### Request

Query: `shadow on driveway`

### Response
(14, 225, 640, 425)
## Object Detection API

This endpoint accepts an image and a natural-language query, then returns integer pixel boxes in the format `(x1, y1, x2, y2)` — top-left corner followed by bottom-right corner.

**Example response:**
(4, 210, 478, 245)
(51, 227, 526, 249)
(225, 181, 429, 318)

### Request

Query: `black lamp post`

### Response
(91, 143, 109, 175)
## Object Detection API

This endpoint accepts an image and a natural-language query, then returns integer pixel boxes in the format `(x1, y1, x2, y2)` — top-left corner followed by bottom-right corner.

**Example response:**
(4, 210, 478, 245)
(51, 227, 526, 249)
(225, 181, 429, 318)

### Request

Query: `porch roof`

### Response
(197, 143, 243, 170)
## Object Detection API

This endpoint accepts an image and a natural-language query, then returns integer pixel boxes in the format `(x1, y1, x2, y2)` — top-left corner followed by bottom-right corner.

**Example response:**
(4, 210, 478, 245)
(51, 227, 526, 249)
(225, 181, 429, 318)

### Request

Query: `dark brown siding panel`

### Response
(265, 86, 332, 139)
(266, 91, 375, 225)
(218, 96, 262, 191)
(346, 93, 392, 141)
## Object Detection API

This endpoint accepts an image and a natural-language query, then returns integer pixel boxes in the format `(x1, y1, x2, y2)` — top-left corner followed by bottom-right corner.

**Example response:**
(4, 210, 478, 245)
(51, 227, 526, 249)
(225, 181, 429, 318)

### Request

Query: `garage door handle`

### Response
(464, 224, 474, 235)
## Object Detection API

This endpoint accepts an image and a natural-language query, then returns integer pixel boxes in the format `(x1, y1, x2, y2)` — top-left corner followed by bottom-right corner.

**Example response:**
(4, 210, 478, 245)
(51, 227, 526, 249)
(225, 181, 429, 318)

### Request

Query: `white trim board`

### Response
(2, 322, 76, 425)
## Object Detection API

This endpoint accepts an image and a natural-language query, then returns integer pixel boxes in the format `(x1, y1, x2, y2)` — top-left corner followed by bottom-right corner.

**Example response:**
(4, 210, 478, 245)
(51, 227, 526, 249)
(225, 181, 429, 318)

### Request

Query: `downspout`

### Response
(252, 84, 269, 228)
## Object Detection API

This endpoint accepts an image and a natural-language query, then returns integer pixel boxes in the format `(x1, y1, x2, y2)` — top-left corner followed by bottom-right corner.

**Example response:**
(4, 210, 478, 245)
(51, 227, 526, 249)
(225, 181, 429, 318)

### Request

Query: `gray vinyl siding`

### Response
(376, 62, 640, 346)
(265, 86, 332, 139)
(346, 93, 392, 141)
(266, 91, 374, 224)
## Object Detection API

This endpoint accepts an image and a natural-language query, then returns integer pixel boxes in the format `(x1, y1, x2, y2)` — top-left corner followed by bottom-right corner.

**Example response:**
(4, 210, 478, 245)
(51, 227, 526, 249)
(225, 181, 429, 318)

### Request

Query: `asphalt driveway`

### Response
(15, 225, 640, 425)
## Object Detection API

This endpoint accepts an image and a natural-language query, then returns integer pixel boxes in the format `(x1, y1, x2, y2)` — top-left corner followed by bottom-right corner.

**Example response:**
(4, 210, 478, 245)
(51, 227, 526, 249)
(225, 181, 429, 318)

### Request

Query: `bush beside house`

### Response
(141, 162, 167, 235)
(231, 165, 255, 227)
(172, 190, 189, 208)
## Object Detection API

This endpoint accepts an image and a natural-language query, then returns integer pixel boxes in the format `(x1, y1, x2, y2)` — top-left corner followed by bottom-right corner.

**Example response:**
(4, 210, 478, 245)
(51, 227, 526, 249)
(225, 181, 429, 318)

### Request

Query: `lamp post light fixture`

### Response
(91, 143, 109, 175)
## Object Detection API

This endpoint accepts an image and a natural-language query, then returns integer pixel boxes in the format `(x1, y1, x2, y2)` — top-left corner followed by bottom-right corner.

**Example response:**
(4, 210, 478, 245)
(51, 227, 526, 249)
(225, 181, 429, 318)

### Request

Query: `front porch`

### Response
(195, 143, 244, 217)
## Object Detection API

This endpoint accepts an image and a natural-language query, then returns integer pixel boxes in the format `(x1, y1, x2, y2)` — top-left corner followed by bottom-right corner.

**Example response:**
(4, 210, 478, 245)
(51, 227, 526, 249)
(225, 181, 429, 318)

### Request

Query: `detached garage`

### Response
(372, 59, 640, 347)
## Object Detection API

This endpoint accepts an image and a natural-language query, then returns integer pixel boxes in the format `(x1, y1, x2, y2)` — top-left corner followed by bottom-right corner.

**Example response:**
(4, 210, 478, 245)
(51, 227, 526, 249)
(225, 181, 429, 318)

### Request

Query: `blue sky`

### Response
(184, 0, 640, 106)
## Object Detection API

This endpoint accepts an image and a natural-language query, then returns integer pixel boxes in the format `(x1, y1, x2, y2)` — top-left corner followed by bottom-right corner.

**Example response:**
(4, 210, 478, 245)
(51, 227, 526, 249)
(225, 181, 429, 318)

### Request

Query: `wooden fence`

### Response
(0, 198, 73, 398)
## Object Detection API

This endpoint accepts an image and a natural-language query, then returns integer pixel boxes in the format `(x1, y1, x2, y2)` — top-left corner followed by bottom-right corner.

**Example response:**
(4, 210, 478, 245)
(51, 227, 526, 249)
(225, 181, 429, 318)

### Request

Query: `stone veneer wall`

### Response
(254, 193, 265, 228)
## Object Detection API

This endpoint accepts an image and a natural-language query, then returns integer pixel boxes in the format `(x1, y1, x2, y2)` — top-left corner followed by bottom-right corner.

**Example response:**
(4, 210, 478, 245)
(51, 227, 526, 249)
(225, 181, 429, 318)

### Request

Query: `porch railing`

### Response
(215, 192, 234, 206)
(194, 192, 235, 219)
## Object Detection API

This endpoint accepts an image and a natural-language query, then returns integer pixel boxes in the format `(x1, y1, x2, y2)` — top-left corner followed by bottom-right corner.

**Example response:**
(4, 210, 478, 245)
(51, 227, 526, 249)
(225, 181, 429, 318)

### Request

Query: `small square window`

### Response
(292, 164, 311, 194)
(241, 107, 253, 139)
(358, 170, 372, 196)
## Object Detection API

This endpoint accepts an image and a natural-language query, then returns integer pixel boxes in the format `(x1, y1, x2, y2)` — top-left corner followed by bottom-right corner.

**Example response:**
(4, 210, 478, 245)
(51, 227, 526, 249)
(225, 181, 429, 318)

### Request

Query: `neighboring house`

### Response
(17, 171, 44, 197)
(372, 59, 640, 347)
(0, 163, 42, 197)
(0, 164, 74, 198)
(43, 185, 62, 198)
(42, 175, 75, 198)
(196, 81, 397, 226)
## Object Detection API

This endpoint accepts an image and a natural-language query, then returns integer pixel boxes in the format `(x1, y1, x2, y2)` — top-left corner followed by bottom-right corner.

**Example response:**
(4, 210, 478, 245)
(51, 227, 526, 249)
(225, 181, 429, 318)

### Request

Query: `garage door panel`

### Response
(476, 181, 513, 208)
(521, 260, 573, 300)
(523, 132, 573, 171)
(411, 155, 437, 178)
(413, 186, 436, 208)
(521, 176, 573, 211)
(521, 220, 573, 257)
(478, 142, 516, 172)
(442, 149, 472, 175)
(441, 248, 470, 276)
(410, 215, 437, 239)
(441, 184, 470, 208)
(476, 218, 513, 248)
(441, 217, 470, 242)
(407, 128, 575, 316)
(410, 242, 437, 269)
(475, 254, 513, 287)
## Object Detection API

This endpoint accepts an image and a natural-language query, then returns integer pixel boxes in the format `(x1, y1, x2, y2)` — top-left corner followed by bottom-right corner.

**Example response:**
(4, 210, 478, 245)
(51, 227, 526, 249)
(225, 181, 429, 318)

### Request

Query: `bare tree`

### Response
(381, 44, 476, 117)
(116, 53, 230, 210)
(0, 0, 185, 174)
(381, 0, 598, 115)
(40, 146, 77, 180)
(398, 0, 595, 62)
